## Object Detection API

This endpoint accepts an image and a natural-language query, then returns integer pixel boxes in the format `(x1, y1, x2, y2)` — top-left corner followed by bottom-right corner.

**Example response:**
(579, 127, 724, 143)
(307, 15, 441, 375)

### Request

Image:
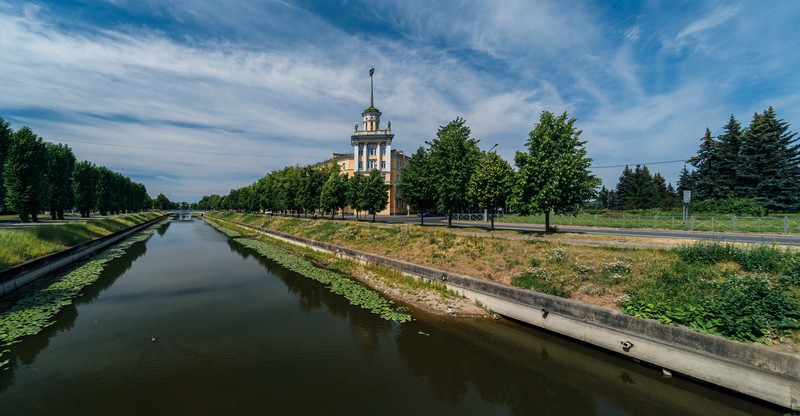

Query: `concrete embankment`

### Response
(0, 214, 167, 296)
(213, 217, 799, 411)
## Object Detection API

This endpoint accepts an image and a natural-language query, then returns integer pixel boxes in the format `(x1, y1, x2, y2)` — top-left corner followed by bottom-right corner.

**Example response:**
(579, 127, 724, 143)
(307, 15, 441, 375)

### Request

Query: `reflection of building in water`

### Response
(314, 69, 410, 215)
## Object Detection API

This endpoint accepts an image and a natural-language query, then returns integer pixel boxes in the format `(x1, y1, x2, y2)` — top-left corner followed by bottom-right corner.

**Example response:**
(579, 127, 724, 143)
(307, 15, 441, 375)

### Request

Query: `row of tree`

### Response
(398, 113, 598, 230)
(195, 163, 390, 221)
(0, 117, 152, 222)
(596, 106, 799, 214)
(596, 165, 681, 211)
(679, 107, 800, 213)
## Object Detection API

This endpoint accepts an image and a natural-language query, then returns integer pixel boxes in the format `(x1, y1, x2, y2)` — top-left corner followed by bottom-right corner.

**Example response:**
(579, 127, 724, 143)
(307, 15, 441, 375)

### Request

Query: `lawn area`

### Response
(488, 212, 800, 233)
(0, 212, 163, 269)
(208, 212, 800, 350)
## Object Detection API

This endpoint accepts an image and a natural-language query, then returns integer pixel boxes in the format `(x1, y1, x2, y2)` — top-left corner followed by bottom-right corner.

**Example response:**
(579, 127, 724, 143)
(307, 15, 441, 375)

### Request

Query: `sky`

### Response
(2, 0, 799, 203)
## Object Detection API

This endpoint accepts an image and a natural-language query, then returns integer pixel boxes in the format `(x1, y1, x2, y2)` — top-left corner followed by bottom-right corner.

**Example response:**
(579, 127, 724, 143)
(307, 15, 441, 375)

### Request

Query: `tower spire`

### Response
(369, 67, 375, 108)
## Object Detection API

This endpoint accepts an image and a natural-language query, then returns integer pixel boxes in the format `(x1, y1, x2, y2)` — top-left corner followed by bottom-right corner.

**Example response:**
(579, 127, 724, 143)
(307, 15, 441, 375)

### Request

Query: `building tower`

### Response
(351, 68, 394, 174)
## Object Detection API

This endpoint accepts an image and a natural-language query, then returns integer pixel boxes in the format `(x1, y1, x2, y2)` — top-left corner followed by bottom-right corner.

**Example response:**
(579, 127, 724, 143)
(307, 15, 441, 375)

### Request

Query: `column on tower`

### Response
(362, 142, 367, 172)
(353, 143, 358, 173)
(386, 143, 392, 174)
(377, 142, 382, 171)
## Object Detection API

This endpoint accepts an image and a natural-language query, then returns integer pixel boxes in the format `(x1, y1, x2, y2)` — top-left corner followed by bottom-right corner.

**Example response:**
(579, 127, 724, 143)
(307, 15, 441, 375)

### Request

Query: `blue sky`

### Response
(2, 0, 799, 202)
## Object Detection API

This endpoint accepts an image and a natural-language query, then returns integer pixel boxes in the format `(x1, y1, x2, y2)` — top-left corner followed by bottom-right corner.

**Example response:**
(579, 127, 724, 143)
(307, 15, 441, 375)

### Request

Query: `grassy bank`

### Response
(207, 212, 800, 350)
(0, 212, 163, 270)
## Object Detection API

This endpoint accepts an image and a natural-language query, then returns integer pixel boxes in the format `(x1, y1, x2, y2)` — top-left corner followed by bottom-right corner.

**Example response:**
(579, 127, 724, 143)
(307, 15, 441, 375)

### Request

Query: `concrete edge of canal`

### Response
(216, 217, 799, 411)
(0, 214, 169, 297)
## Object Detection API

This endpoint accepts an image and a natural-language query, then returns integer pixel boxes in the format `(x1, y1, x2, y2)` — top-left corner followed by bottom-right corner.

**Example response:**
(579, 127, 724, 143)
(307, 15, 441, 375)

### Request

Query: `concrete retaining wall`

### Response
(216, 217, 799, 410)
(0, 215, 167, 296)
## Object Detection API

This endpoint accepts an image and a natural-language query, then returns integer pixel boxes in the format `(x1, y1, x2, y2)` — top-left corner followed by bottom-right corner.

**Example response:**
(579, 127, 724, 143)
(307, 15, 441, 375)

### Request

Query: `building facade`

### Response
(316, 71, 409, 215)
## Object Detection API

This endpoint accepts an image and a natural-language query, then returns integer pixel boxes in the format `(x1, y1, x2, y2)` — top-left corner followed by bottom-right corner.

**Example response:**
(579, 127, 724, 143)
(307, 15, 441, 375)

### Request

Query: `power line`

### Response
(592, 158, 690, 169)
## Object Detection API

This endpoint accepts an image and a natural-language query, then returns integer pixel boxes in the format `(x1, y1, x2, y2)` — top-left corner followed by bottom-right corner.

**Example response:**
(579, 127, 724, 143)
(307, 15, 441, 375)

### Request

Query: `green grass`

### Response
(0, 212, 163, 269)
(489, 212, 800, 233)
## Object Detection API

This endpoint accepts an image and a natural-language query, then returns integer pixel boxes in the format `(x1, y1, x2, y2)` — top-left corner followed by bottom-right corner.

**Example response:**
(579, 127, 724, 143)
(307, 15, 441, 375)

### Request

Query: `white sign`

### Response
(683, 190, 692, 203)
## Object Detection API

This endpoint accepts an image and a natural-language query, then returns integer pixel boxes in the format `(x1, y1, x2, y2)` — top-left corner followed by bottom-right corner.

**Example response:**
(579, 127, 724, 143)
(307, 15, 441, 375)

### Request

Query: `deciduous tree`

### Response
(513, 111, 599, 232)
(2, 127, 47, 222)
(427, 117, 481, 226)
(467, 150, 513, 230)
(45, 142, 76, 219)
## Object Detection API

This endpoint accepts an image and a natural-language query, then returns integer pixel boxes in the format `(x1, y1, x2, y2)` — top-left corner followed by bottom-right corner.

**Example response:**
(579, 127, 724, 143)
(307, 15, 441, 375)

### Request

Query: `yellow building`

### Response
(316, 69, 410, 215)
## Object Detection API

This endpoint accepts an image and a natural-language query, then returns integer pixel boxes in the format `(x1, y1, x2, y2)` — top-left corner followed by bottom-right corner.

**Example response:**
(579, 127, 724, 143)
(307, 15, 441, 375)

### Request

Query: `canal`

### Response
(0, 219, 782, 415)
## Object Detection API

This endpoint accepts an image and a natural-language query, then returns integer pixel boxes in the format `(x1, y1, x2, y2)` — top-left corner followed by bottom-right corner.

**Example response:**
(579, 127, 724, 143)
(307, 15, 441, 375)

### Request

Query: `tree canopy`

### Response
(513, 111, 599, 232)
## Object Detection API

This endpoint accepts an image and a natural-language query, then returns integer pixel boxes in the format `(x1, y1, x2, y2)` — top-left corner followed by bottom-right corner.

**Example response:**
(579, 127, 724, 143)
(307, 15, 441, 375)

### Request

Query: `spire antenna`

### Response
(369, 67, 375, 108)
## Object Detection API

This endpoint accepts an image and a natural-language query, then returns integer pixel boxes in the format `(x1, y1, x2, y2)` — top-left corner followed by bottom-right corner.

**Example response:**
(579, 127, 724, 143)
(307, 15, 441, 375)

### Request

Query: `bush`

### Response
(690, 198, 765, 216)
(512, 268, 569, 297)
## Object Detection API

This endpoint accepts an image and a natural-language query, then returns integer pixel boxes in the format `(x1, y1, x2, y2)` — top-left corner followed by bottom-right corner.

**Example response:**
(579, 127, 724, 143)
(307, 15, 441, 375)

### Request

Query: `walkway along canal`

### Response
(0, 218, 786, 414)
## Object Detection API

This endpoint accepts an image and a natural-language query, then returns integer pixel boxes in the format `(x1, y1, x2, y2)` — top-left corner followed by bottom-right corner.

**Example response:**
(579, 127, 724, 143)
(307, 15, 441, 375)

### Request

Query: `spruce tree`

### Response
(677, 165, 694, 195)
(716, 115, 742, 197)
(737, 107, 800, 212)
(614, 165, 633, 210)
(689, 128, 724, 200)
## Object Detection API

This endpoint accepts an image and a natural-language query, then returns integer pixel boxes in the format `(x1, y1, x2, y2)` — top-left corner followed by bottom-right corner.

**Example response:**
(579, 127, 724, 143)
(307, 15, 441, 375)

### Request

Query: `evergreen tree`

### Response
(614, 165, 633, 210)
(397, 147, 436, 225)
(427, 117, 481, 227)
(688, 128, 725, 200)
(677, 165, 694, 195)
(0, 117, 12, 212)
(513, 111, 600, 232)
(662, 183, 681, 210)
(716, 115, 742, 197)
(623, 165, 659, 209)
(467, 150, 514, 230)
(737, 107, 800, 212)
(597, 186, 616, 210)
(45, 142, 76, 219)
(2, 127, 47, 222)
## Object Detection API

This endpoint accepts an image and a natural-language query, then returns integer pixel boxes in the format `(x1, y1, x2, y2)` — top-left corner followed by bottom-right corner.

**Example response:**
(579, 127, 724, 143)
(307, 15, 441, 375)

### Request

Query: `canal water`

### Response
(0, 219, 782, 415)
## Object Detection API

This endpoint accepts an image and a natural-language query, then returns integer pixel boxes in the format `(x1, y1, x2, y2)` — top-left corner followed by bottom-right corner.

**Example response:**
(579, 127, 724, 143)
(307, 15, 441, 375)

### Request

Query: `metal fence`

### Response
(454, 212, 800, 234)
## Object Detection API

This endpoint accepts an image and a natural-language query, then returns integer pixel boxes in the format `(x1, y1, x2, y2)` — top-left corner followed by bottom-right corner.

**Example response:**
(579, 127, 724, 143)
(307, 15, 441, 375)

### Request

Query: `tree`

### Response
(153, 193, 173, 210)
(623, 165, 660, 210)
(467, 150, 513, 230)
(0, 117, 12, 212)
(2, 127, 47, 222)
(45, 142, 76, 219)
(319, 172, 348, 219)
(597, 186, 616, 210)
(613, 165, 633, 210)
(676, 165, 694, 196)
(347, 172, 366, 220)
(737, 107, 800, 213)
(95, 166, 116, 216)
(397, 147, 436, 225)
(73, 161, 97, 217)
(716, 115, 742, 197)
(513, 111, 600, 232)
(689, 128, 725, 200)
(364, 169, 389, 222)
(427, 117, 481, 226)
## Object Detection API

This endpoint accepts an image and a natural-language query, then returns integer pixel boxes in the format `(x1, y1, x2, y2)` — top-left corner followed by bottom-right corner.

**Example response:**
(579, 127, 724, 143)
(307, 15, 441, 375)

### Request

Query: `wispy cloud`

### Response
(1, 0, 798, 200)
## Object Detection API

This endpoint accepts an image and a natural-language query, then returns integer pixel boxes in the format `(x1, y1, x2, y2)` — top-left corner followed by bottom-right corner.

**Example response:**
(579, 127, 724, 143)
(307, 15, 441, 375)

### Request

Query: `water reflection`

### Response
(0, 219, 783, 415)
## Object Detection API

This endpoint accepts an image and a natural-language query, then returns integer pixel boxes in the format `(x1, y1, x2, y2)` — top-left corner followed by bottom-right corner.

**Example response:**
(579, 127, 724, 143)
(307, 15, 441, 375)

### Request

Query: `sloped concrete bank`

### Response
(213, 216, 799, 411)
(0, 214, 168, 296)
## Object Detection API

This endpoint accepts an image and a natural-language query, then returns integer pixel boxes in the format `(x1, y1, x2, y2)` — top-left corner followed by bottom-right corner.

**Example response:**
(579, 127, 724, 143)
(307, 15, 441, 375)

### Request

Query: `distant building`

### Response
(314, 69, 410, 215)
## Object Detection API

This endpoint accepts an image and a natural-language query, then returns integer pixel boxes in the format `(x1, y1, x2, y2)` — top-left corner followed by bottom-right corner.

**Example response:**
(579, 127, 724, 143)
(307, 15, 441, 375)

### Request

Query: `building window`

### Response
(341, 163, 346, 171)
(368, 161, 376, 169)
(380, 161, 386, 169)
(381, 147, 386, 155)
(358, 147, 363, 156)
(358, 162, 363, 170)
(382, 174, 387, 182)
(369, 146, 376, 156)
